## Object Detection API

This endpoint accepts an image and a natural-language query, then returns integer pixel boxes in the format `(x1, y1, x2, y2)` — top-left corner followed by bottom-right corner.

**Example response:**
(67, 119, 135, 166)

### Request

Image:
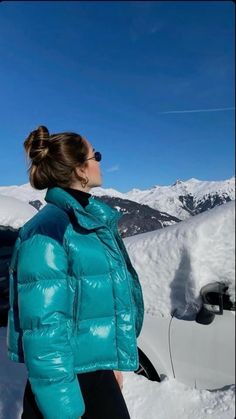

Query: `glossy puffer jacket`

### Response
(7, 186, 144, 419)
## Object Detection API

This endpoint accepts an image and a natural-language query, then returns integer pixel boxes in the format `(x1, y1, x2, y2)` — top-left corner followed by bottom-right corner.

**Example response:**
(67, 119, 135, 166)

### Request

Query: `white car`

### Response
(136, 281, 235, 390)
(127, 201, 235, 390)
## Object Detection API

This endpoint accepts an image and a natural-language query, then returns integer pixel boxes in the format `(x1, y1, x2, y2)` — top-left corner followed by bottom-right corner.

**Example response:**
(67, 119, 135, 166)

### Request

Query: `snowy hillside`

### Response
(122, 177, 235, 220)
(124, 200, 235, 318)
(0, 183, 123, 204)
(0, 185, 181, 238)
(0, 177, 234, 221)
(93, 177, 235, 220)
(0, 183, 46, 204)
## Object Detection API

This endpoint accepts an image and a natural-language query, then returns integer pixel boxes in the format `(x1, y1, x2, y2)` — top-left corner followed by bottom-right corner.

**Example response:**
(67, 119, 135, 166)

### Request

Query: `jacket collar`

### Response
(44, 186, 123, 231)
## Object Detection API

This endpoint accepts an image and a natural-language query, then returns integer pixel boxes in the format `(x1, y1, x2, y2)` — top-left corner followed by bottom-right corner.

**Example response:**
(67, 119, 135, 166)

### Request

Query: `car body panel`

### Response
(170, 310, 235, 389)
(137, 311, 174, 380)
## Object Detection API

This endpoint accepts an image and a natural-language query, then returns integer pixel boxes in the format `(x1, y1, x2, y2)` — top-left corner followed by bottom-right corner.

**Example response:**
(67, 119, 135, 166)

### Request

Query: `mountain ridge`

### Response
(0, 177, 234, 233)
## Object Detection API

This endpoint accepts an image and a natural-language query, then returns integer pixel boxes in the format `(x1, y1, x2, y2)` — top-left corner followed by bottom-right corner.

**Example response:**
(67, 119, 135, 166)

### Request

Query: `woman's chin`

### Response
(90, 181, 103, 189)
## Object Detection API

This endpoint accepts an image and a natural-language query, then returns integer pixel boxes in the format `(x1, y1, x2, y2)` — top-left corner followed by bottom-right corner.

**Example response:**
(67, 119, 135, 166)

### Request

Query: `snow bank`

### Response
(124, 201, 235, 318)
(0, 194, 37, 229)
(123, 371, 235, 419)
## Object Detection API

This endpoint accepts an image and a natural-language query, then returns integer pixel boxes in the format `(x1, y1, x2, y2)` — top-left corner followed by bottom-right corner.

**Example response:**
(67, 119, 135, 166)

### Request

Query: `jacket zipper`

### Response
(73, 282, 78, 333)
(115, 234, 136, 311)
(111, 228, 140, 364)
(107, 227, 137, 338)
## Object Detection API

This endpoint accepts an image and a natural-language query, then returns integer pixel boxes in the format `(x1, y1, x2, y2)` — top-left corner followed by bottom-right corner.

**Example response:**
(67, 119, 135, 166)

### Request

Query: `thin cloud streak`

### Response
(106, 165, 120, 173)
(159, 107, 235, 114)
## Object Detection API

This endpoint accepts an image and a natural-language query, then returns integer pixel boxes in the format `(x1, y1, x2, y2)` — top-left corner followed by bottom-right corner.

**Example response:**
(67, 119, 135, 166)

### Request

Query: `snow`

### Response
(124, 201, 235, 317)
(124, 177, 235, 220)
(1, 177, 234, 221)
(90, 186, 124, 198)
(0, 327, 235, 419)
(0, 183, 46, 204)
(0, 194, 37, 229)
(123, 372, 235, 419)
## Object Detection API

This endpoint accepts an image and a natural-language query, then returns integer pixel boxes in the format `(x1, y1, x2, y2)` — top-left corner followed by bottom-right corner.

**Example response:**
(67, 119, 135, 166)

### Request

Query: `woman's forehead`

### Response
(85, 138, 94, 151)
(90, 144, 95, 152)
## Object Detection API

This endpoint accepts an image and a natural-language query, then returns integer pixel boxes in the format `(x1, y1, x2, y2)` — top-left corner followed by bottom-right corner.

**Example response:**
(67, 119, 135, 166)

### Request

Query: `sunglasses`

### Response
(86, 151, 102, 162)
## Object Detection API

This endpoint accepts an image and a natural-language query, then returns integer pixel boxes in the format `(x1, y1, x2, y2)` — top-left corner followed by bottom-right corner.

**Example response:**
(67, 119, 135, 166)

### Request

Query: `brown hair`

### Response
(23, 125, 90, 190)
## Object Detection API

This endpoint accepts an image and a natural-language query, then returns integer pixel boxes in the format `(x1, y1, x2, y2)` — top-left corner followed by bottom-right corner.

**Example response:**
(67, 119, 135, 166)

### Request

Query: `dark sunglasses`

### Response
(86, 151, 102, 162)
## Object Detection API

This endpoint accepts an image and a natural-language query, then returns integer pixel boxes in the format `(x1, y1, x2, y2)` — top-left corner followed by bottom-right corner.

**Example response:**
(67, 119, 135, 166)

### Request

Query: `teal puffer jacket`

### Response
(7, 186, 144, 419)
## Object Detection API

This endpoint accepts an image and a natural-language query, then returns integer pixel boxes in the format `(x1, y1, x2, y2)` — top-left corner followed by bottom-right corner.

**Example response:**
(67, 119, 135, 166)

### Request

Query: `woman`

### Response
(7, 126, 145, 419)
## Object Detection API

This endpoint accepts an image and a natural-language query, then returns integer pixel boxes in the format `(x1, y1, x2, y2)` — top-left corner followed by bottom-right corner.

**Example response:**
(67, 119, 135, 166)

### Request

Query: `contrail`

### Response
(159, 107, 235, 114)
(106, 165, 119, 173)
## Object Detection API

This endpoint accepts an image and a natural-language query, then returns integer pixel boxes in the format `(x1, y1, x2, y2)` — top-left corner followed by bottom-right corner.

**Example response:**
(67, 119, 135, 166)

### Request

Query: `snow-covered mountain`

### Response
(93, 177, 235, 220)
(0, 184, 181, 238)
(0, 177, 234, 234)
(95, 196, 180, 237)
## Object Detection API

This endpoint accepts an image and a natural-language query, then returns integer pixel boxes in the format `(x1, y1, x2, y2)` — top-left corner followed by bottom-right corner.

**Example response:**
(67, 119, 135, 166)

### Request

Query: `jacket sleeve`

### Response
(17, 233, 85, 419)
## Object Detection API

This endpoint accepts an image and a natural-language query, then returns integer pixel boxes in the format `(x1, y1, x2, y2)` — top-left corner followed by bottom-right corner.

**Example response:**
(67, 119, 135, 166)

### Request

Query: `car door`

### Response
(169, 282, 235, 389)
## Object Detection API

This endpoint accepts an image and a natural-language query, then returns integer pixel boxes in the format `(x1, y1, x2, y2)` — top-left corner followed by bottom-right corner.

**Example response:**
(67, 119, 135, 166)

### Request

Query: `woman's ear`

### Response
(74, 165, 86, 177)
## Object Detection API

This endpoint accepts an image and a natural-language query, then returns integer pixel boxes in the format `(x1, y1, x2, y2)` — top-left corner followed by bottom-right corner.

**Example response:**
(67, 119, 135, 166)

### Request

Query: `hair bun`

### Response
(35, 125, 50, 141)
(24, 125, 50, 164)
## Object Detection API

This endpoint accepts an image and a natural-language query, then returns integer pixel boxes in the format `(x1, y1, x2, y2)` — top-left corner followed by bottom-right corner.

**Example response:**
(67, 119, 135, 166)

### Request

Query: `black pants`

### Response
(21, 370, 131, 419)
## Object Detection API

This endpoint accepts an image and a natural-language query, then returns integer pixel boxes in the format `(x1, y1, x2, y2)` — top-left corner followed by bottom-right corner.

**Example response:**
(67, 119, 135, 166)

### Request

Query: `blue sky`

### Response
(0, 1, 234, 192)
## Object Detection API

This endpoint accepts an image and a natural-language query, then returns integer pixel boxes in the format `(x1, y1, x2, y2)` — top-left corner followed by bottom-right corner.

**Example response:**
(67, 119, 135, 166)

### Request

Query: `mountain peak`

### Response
(186, 178, 200, 183)
(172, 179, 183, 186)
